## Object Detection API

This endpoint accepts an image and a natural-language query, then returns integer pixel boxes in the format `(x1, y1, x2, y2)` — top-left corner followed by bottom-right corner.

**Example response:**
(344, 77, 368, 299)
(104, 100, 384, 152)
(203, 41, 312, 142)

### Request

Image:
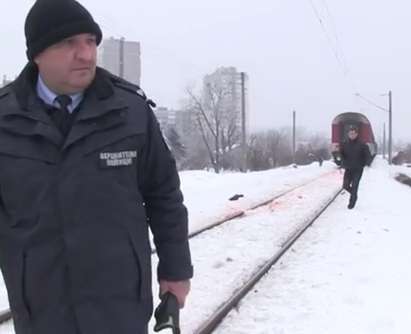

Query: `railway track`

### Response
(149, 172, 335, 255)
(194, 187, 342, 334)
(187, 171, 336, 239)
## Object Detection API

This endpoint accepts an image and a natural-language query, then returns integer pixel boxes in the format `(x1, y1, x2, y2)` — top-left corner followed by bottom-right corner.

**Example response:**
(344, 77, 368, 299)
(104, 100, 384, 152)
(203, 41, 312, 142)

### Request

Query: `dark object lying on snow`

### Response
(229, 194, 244, 201)
(395, 173, 411, 187)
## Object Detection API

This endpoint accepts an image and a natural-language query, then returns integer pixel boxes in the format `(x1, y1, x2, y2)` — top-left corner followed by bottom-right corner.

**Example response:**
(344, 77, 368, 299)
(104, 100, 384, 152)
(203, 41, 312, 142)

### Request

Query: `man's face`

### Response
(348, 129, 358, 140)
(34, 33, 97, 94)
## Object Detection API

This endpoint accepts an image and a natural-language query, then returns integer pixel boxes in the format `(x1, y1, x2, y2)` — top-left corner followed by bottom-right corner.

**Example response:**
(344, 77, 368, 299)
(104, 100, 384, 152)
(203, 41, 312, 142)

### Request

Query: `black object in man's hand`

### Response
(154, 292, 180, 334)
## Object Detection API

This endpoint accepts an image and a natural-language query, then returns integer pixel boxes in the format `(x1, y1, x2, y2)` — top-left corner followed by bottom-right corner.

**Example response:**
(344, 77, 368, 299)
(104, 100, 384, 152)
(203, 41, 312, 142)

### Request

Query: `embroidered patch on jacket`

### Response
(99, 151, 137, 168)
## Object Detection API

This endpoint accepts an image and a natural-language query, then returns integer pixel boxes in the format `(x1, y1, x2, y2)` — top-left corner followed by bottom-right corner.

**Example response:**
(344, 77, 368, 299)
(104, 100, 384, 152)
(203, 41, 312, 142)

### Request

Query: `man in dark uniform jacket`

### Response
(340, 126, 372, 209)
(0, 1, 192, 333)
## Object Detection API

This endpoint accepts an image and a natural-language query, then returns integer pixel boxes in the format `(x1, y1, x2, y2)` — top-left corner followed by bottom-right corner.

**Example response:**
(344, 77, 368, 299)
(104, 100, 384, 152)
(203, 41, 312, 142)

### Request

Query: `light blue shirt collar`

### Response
(36, 75, 84, 113)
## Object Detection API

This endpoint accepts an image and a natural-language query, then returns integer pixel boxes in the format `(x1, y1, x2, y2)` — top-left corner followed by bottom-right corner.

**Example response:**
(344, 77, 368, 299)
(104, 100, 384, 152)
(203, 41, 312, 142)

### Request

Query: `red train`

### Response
(331, 112, 377, 164)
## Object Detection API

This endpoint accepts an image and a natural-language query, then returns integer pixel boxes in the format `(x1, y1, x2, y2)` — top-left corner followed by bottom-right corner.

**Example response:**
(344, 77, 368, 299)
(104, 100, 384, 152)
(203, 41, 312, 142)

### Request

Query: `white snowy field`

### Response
(0, 286, 8, 312)
(216, 157, 411, 334)
(179, 162, 334, 234)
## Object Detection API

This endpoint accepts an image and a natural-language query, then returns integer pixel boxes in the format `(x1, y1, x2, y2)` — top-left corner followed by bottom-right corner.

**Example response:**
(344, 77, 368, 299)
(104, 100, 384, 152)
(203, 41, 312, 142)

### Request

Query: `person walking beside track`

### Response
(340, 126, 372, 209)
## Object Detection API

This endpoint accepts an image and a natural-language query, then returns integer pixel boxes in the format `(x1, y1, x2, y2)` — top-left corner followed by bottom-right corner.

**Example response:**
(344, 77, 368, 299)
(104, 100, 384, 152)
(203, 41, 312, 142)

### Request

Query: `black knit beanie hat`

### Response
(25, 0, 103, 61)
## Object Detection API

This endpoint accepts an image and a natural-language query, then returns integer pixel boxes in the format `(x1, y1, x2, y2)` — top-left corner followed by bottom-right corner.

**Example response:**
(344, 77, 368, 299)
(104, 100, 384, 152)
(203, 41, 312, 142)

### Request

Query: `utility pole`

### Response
(383, 123, 386, 160)
(119, 37, 125, 79)
(388, 90, 392, 165)
(240, 72, 247, 172)
(293, 110, 296, 164)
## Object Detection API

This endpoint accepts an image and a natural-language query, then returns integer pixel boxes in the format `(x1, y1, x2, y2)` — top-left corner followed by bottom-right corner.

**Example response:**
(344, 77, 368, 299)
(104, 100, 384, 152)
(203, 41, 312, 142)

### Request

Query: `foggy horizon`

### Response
(1, 0, 411, 142)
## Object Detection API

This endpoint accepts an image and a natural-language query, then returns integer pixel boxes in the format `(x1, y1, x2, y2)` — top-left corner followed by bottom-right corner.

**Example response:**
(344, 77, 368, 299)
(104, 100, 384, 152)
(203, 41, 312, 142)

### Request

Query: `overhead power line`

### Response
(307, 0, 349, 77)
(307, 0, 388, 113)
(354, 93, 388, 112)
(320, 0, 350, 74)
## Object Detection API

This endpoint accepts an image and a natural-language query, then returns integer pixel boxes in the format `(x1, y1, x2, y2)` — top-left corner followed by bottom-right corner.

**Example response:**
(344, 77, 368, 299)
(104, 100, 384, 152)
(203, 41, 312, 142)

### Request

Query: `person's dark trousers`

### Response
(343, 168, 364, 208)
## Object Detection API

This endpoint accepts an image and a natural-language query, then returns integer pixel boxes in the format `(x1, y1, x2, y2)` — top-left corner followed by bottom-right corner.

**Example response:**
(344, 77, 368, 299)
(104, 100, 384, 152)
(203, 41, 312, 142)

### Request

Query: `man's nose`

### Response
(75, 43, 95, 62)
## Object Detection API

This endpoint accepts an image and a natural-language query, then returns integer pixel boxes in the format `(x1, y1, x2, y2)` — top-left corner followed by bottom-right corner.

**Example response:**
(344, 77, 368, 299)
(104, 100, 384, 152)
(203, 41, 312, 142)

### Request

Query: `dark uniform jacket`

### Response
(0, 64, 193, 334)
(340, 138, 372, 170)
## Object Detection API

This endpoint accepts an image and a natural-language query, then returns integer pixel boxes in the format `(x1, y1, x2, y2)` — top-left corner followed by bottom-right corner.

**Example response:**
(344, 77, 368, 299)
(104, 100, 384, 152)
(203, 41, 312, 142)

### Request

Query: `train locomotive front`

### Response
(331, 112, 377, 165)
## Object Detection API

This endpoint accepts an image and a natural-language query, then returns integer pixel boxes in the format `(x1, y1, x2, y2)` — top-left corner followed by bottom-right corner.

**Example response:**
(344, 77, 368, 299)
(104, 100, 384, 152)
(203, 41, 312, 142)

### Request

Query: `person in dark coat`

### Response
(0, 1, 193, 333)
(340, 126, 372, 209)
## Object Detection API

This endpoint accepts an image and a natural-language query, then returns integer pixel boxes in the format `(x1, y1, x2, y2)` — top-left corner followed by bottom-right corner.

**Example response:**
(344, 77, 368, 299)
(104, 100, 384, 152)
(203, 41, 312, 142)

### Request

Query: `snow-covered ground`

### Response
(216, 157, 411, 334)
(1, 158, 410, 334)
(391, 163, 411, 184)
(180, 162, 334, 234)
(149, 169, 342, 333)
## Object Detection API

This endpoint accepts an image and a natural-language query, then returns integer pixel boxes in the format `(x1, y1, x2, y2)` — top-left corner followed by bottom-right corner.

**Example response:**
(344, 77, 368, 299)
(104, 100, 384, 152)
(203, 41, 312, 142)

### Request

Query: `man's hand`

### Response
(159, 279, 191, 308)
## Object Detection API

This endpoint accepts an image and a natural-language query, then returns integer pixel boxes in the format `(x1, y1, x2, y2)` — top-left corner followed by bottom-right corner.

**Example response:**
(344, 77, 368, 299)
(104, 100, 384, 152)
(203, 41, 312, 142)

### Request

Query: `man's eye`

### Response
(87, 37, 97, 45)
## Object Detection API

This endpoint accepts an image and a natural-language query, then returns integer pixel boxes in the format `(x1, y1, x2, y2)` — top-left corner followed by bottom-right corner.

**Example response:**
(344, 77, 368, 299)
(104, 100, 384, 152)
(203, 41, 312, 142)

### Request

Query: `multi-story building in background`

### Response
(149, 67, 251, 148)
(202, 66, 249, 139)
(175, 108, 196, 139)
(154, 107, 195, 138)
(97, 37, 141, 86)
(155, 107, 177, 130)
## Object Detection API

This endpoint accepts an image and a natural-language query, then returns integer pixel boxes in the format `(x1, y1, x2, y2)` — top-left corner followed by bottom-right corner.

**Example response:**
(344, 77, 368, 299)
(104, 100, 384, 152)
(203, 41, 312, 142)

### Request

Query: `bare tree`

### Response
(164, 126, 186, 164)
(247, 128, 331, 170)
(186, 82, 241, 173)
(180, 132, 211, 170)
(392, 143, 411, 165)
(247, 129, 293, 170)
(293, 131, 331, 165)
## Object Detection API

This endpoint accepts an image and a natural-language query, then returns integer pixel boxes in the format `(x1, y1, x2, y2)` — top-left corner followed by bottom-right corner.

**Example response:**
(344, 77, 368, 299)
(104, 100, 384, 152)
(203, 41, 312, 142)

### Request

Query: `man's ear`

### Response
(33, 54, 41, 66)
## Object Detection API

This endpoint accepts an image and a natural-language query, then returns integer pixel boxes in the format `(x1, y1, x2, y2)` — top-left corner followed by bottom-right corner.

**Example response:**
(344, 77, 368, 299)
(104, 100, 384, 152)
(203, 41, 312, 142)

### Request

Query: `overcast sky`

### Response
(2, 0, 411, 142)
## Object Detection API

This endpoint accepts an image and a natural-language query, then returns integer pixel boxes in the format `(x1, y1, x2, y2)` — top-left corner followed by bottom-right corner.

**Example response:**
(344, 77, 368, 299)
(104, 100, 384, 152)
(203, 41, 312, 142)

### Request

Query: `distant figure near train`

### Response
(331, 113, 374, 209)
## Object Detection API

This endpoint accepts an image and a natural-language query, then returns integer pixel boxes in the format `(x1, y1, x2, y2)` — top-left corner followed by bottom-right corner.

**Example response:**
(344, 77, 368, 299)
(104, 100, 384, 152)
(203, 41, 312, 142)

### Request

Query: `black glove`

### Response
(154, 292, 180, 334)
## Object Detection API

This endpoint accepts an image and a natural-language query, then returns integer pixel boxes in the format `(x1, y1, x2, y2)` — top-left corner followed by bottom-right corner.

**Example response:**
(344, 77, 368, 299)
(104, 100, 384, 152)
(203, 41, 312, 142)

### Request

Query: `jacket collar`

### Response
(6, 64, 128, 150)
(36, 75, 84, 113)
(11, 63, 116, 111)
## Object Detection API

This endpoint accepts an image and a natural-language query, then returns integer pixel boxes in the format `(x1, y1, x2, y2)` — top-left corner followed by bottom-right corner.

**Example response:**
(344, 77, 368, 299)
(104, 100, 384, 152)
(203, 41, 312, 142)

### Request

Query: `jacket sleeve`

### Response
(363, 144, 372, 166)
(138, 105, 193, 281)
(339, 143, 346, 168)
